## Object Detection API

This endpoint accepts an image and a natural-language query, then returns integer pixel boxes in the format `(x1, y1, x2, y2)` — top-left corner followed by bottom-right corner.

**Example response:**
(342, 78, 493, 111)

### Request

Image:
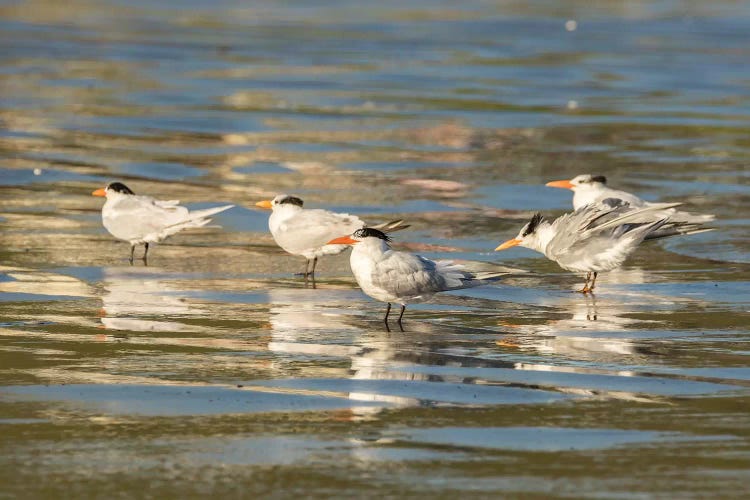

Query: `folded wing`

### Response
(371, 252, 502, 300)
(104, 195, 233, 242)
(275, 209, 366, 255)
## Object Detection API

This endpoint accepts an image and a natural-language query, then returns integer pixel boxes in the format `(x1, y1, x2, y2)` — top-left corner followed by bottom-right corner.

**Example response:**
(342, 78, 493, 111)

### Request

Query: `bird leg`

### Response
(578, 272, 592, 294)
(142, 242, 149, 264)
(589, 272, 598, 293)
(397, 305, 406, 329)
(129, 245, 135, 265)
(585, 292, 598, 320)
(295, 259, 310, 277)
(383, 303, 391, 323)
(297, 258, 317, 278)
(309, 257, 318, 277)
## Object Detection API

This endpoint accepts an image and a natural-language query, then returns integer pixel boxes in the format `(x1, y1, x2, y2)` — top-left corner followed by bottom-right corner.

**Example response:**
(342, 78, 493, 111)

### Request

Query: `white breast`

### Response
(349, 242, 398, 303)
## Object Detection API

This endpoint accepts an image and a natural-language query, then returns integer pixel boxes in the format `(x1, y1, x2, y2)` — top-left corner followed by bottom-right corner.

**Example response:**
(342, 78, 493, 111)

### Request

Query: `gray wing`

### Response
(370, 252, 449, 299)
(547, 201, 669, 270)
(545, 203, 616, 255)
(595, 188, 646, 207)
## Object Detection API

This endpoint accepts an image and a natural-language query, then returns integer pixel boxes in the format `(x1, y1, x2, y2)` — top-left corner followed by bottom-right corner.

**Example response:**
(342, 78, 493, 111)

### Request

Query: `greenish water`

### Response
(1, 0, 749, 497)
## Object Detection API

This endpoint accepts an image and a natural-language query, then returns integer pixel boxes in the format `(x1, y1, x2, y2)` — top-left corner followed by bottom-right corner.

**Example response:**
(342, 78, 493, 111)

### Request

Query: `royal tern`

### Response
(546, 174, 715, 233)
(495, 200, 676, 293)
(328, 228, 503, 328)
(92, 182, 234, 263)
(256, 194, 408, 278)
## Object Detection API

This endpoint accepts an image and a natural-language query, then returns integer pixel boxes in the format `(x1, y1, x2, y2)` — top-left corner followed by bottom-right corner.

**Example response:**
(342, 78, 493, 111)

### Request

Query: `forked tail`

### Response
(436, 260, 505, 291)
(645, 223, 714, 241)
(162, 204, 234, 236)
(460, 271, 505, 287)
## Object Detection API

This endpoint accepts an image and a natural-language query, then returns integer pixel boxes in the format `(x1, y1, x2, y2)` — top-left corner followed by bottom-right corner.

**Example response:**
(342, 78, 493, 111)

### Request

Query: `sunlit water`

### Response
(1, 0, 749, 497)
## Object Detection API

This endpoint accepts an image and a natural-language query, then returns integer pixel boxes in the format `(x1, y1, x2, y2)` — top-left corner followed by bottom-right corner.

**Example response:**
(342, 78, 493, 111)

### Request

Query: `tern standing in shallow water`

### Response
(495, 200, 677, 293)
(545, 174, 715, 233)
(92, 182, 234, 263)
(328, 228, 503, 329)
(256, 194, 407, 280)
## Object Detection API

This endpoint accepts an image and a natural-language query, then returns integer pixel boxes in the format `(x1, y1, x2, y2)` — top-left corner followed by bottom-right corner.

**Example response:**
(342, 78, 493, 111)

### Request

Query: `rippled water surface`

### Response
(1, 0, 750, 497)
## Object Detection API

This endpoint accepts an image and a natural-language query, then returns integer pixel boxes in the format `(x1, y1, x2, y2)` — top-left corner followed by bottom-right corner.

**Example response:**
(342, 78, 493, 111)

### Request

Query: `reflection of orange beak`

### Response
(545, 179, 574, 190)
(495, 238, 521, 251)
(255, 200, 273, 210)
(496, 339, 520, 348)
(327, 236, 358, 245)
(92, 188, 107, 197)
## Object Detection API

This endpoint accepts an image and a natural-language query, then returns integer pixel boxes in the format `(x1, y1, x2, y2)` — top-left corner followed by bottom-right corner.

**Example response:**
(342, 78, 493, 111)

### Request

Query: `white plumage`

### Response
(496, 200, 674, 293)
(93, 181, 233, 262)
(546, 174, 715, 231)
(257, 194, 407, 278)
(329, 228, 503, 328)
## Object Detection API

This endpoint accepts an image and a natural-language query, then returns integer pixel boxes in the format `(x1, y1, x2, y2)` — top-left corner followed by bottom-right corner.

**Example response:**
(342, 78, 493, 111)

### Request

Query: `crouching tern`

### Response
(495, 200, 682, 294)
(328, 228, 503, 329)
(546, 174, 715, 236)
(92, 182, 234, 263)
(256, 194, 408, 278)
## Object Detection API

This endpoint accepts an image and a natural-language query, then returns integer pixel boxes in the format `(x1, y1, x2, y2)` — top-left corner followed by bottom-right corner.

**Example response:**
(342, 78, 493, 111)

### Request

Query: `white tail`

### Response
(162, 204, 234, 236)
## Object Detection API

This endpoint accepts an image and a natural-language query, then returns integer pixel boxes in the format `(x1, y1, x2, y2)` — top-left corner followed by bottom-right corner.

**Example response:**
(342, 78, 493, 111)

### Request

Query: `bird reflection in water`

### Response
(267, 287, 429, 418)
(98, 266, 202, 332)
(498, 272, 670, 365)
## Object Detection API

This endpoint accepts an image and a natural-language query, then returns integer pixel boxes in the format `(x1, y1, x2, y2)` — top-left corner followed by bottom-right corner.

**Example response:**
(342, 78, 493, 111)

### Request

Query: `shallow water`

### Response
(1, 0, 750, 497)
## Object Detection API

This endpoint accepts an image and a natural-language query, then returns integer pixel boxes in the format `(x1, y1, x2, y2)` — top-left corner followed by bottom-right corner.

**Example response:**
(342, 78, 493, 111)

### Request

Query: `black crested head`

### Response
(354, 227, 391, 241)
(279, 195, 303, 207)
(522, 213, 544, 237)
(591, 175, 607, 184)
(107, 182, 135, 195)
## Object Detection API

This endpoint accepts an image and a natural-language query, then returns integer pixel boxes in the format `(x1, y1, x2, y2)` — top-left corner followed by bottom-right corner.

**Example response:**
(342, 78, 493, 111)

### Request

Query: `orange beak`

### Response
(545, 179, 574, 190)
(327, 236, 358, 245)
(255, 200, 273, 210)
(495, 238, 521, 251)
(92, 188, 107, 197)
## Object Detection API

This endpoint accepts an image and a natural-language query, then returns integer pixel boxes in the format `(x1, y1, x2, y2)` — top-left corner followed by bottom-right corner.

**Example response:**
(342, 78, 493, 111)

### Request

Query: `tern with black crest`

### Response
(328, 228, 503, 329)
(256, 194, 408, 279)
(495, 200, 676, 293)
(546, 174, 715, 234)
(92, 182, 234, 263)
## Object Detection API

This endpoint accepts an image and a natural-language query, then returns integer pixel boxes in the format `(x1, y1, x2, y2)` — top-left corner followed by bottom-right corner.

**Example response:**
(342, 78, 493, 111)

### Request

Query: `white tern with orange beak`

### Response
(92, 182, 233, 263)
(256, 194, 407, 278)
(545, 174, 714, 234)
(328, 228, 503, 328)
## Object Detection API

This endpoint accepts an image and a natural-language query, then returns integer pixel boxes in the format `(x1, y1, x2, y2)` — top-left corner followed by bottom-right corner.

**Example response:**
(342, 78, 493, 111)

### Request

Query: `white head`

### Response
(546, 174, 607, 192)
(255, 194, 304, 211)
(495, 213, 549, 253)
(92, 182, 136, 199)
